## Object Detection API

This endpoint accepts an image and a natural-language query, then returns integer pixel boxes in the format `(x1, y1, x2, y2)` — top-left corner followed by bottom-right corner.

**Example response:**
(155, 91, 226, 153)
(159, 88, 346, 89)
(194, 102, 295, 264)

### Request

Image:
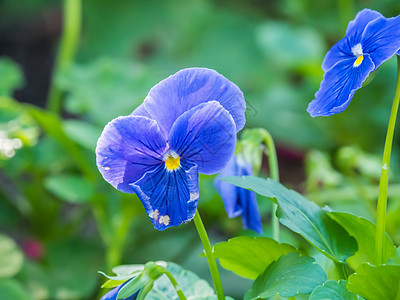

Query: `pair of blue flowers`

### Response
(96, 68, 260, 231)
(308, 9, 400, 117)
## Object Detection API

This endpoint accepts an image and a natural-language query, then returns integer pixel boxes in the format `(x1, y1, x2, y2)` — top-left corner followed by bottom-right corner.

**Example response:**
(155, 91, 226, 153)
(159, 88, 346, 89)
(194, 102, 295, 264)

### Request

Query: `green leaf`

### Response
(328, 212, 396, 268)
(44, 174, 95, 203)
(347, 263, 400, 300)
(0, 234, 24, 278)
(26, 105, 96, 180)
(213, 236, 296, 279)
(101, 279, 127, 289)
(310, 280, 358, 300)
(0, 279, 33, 300)
(388, 247, 400, 265)
(0, 58, 24, 96)
(62, 120, 102, 151)
(222, 176, 357, 263)
(248, 253, 327, 299)
(146, 262, 215, 300)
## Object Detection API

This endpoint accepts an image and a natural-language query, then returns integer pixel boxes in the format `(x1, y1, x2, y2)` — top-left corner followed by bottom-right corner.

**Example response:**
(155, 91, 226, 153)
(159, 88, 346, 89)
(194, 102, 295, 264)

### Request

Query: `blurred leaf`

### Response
(213, 236, 296, 280)
(0, 279, 33, 300)
(26, 105, 96, 180)
(328, 212, 396, 268)
(388, 247, 400, 265)
(63, 119, 102, 151)
(56, 59, 153, 127)
(0, 58, 24, 96)
(310, 280, 358, 300)
(44, 174, 95, 203)
(248, 253, 327, 299)
(256, 21, 325, 70)
(347, 263, 400, 300)
(0, 234, 24, 278)
(222, 176, 357, 263)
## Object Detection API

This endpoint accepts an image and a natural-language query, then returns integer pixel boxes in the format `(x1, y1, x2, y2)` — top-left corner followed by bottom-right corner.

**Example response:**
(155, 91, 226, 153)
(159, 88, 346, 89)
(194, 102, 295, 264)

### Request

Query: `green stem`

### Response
(375, 56, 400, 265)
(47, 0, 82, 113)
(161, 268, 188, 300)
(263, 130, 280, 242)
(193, 211, 225, 300)
(334, 262, 348, 280)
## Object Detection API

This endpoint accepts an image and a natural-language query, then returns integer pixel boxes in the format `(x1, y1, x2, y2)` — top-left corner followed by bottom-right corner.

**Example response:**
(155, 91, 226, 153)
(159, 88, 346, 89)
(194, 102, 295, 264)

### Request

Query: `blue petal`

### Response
(101, 281, 137, 300)
(169, 101, 236, 175)
(132, 68, 246, 136)
(214, 157, 243, 218)
(308, 54, 375, 117)
(96, 116, 167, 193)
(322, 9, 383, 72)
(362, 14, 400, 69)
(130, 161, 199, 230)
(214, 156, 262, 234)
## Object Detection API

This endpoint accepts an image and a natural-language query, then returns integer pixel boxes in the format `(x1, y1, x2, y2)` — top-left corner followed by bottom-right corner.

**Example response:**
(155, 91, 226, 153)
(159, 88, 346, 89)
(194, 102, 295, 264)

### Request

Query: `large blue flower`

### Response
(307, 9, 400, 117)
(214, 155, 262, 234)
(96, 68, 246, 230)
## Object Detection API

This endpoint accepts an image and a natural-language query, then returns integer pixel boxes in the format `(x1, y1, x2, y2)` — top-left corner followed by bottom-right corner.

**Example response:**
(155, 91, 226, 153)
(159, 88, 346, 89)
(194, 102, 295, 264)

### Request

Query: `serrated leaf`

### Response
(347, 263, 400, 300)
(328, 212, 396, 267)
(310, 280, 358, 300)
(222, 176, 357, 263)
(213, 236, 296, 279)
(44, 174, 95, 203)
(0, 234, 24, 278)
(249, 253, 327, 299)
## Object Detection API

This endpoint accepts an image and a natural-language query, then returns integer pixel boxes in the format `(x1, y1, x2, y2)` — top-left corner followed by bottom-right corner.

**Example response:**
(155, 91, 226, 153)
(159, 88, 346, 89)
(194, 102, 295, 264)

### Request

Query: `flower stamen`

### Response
(354, 55, 364, 67)
(163, 150, 180, 171)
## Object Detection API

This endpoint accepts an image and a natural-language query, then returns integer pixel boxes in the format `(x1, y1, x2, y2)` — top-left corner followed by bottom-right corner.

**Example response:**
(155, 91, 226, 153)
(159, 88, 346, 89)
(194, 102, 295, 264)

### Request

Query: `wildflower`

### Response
(214, 155, 262, 234)
(307, 9, 400, 117)
(96, 68, 246, 230)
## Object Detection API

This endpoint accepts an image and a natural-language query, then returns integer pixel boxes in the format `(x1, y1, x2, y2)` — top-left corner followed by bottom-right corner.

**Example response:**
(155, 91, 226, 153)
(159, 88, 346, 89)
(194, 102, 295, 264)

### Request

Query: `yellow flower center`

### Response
(354, 55, 364, 67)
(165, 155, 180, 171)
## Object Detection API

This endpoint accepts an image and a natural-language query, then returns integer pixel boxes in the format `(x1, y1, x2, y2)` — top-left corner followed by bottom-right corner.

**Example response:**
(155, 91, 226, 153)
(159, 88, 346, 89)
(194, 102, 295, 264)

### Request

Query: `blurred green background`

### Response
(1, 0, 400, 299)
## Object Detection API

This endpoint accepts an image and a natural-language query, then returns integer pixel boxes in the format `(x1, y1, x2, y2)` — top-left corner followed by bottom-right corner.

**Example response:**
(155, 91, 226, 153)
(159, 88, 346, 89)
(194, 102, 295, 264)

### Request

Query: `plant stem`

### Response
(47, 0, 82, 113)
(193, 211, 225, 300)
(334, 262, 348, 280)
(263, 130, 280, 242)
(375, 56, 400, 265)
(161, 268, 188, 300)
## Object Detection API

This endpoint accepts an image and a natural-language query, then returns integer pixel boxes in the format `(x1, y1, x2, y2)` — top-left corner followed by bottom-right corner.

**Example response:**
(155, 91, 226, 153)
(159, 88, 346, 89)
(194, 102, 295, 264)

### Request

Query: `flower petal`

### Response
(307, 54, 375, 117)
(96, 116, 167, 193)
(362, 14, 400, 69)
(214, 157, 243, 218)
(322, 9, 383, 72)
(239, 187, 262, 234)
(101, 280, 137, 300)
(169, 101, 236, 175)
(133, 68, 246, 136)
(131, 161, 199, 230)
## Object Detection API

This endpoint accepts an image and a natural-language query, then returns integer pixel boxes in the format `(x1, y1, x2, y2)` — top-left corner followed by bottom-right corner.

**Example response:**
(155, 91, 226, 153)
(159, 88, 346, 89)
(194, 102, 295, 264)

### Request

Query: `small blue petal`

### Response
(362, 14, 400, 69)
(96, 116, 167, 193)
(322, 9, 383, 72)
(308, 54, 375, 117)
(169, 101, 236, 175)
(101, 281, 137, 300)
(214, 156, 262, 234)
(131, 161, 199, 230)
(132, 68, 246, 136)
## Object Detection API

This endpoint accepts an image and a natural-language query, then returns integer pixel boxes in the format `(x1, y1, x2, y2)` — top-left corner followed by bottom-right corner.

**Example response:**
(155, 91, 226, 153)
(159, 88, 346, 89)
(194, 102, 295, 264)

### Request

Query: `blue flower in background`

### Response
(96, 68, 246, 230)
(214, 155, 262, 234)
(307, 9, 400, 117)
(101, 281, 136, 300)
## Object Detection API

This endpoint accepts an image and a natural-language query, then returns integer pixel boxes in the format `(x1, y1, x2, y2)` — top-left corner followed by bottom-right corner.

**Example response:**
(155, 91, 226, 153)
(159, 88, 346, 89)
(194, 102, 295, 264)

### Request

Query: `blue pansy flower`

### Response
(96, 68, 246, 230)
(307, 9, 400, 117)
(214, 155, 262, 234)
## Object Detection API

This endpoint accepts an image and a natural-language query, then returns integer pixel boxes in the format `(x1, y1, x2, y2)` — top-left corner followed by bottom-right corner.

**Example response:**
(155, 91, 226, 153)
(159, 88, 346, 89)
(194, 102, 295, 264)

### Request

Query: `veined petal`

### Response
(133, 68, 246, 137)
(169, 101, 236, 175)
(322, 9, 383, 72)
(131, 161, 199, 230)
(308, 54, 375, 117)
(214, 157, 243, 218)
(96, 116, 167, 193)
(362, 14, 400, 69)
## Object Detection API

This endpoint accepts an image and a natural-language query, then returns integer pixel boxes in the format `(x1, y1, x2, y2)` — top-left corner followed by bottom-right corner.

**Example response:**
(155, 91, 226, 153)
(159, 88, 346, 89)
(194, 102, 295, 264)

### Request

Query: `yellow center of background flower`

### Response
(354, 55, 364, 67)
(165, 155, 180, 170)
